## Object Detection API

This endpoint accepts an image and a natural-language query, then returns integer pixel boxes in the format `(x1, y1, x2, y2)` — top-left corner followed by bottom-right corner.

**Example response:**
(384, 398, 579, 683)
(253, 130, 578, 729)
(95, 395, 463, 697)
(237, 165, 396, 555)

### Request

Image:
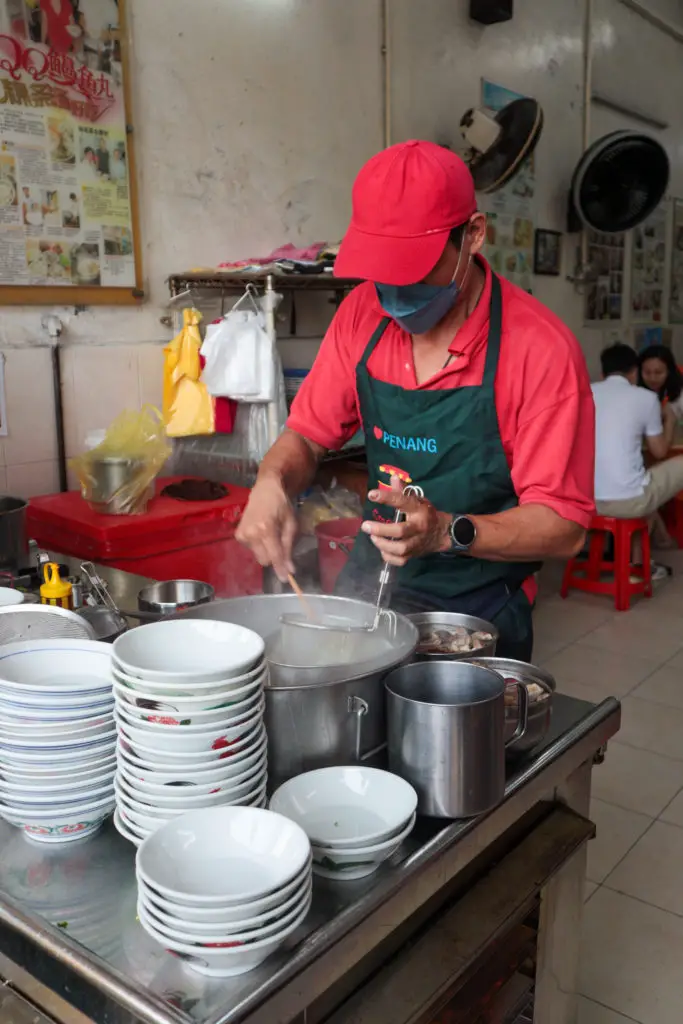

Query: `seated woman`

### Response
(639, 344, 683, 420)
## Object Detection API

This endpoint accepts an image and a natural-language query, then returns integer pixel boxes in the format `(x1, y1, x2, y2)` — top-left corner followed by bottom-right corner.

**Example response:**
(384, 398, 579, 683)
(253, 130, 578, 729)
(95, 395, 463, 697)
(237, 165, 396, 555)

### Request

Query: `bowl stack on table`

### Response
(111, 620, 268, 846)
(0, 640, 116, 843)
(135, 806, 312, 977)
(270, 766, 418, 880)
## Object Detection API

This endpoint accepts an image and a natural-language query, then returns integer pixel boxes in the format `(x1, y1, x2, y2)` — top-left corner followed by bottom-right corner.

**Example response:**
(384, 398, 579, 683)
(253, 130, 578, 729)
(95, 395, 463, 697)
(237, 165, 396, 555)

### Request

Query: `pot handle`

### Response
(347, 695, 369, 761)
(505, 682, 529, 748)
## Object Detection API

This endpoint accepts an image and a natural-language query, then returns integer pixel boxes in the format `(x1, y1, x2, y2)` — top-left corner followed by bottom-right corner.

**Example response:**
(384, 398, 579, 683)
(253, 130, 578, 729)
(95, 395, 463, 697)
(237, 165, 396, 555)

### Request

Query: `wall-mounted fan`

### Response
(460, 97, 543, 193)
(568, 130, 670, 233)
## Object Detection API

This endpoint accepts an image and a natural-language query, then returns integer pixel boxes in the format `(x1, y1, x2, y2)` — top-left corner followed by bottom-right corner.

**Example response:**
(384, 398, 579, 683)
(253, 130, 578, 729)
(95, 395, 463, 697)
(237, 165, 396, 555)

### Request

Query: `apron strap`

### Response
(358, 317, 391, 370)
(482, 273, 503, 388)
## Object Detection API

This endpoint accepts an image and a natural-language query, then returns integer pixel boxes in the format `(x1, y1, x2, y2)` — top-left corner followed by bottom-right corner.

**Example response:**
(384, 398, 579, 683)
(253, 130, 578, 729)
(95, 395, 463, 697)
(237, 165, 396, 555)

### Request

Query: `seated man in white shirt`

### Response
(592, 343, 683, 574)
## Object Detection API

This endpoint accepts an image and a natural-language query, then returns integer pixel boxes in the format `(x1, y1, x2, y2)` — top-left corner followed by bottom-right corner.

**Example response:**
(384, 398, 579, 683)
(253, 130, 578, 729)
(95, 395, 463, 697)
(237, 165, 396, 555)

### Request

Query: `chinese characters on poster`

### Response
(0, 0, 135, 289)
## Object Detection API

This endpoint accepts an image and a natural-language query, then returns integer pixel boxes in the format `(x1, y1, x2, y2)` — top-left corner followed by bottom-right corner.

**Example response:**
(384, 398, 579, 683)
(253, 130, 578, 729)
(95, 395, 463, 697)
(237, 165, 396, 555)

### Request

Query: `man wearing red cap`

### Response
(236, 141, 595, 659)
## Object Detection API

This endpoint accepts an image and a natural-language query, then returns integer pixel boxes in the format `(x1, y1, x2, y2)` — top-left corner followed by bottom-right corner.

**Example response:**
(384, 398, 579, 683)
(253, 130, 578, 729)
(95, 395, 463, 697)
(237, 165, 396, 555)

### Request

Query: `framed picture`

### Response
(0, 0, 143, 306)
(534, 229, 562, 276)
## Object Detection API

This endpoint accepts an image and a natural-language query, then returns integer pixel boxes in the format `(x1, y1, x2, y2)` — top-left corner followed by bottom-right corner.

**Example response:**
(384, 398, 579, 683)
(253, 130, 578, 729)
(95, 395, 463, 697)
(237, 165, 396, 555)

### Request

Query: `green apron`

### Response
(338, 274, 540, 657)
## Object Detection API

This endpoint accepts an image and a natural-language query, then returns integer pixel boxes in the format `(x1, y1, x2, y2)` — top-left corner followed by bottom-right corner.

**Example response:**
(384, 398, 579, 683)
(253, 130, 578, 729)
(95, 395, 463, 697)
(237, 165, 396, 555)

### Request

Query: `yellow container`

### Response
(40, 563, 72, 610)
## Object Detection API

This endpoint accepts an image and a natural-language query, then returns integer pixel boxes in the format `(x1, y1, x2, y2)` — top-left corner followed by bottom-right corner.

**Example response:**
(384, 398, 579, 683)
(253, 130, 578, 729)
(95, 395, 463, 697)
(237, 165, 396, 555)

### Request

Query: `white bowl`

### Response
(116, 707, 263, 756)
(2, 727, 116, 752)
(141, 856, 312, 924)
(118, 722, 266, 766)
(136, 807, 310, 906)
(115, 695, 264, 733)
(0, 640, 113, 694)
(0, 698, 114, 721)
(118, 737, 267, 791)
(117, 732, 265, 776)
(0, 588, 24, 606)
(0, 754, 116, 781)
(0, 737, 116, 765)
(118, 781, 268, 835)
(112, 662, 267, 702)
(310, 813, 416, 880)
(116, 759, 266, 806)
(0, 768, 114, 795)
(139, 881, 310, 943)
(141, 873, 311, 936)
(136, 893, 311, 977)
(113, 620, 265, 684)
(269, 767, 417, 849)
(113, 807, 143, 846)
(0, 780, 114, 807)
(0, 794, 115, 843)
(0, 710, 114, 741)
(112, 680, 264, 725)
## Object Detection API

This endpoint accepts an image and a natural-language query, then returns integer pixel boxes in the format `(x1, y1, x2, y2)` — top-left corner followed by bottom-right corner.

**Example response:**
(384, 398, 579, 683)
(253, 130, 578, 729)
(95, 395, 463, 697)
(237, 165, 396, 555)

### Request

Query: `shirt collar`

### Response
(445, 255, 493, 366)
(604, 374, 632, 386)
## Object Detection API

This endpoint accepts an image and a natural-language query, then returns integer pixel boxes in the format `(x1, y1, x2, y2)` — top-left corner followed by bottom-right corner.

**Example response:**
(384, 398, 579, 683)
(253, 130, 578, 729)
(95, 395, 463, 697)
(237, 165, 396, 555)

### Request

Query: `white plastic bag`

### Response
(201, 308, 274, 402)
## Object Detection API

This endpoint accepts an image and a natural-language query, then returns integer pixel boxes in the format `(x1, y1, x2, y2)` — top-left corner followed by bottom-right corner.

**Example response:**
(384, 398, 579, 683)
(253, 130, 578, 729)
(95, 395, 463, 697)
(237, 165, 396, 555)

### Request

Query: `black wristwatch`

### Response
(449, 515, 477, 552)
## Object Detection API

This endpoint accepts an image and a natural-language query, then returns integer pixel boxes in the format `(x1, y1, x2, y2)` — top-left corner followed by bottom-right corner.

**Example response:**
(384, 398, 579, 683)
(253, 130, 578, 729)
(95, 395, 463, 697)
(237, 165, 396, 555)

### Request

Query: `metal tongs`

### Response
(80, 561, 119, 611)
(373, 484, 424, 628)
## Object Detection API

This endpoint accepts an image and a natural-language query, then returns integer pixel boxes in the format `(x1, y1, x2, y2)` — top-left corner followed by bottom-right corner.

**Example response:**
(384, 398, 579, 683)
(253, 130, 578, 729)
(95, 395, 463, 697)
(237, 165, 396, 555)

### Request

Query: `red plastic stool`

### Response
(561, 515, 652, 611)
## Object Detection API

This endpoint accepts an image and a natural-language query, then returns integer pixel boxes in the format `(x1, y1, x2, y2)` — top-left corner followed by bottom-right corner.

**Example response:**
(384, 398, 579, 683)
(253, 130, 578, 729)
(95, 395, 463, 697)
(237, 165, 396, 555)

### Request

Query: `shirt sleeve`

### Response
(511, 388, 596, 528)
(286, 299, 361, 450)
(644, 392, 665, 436)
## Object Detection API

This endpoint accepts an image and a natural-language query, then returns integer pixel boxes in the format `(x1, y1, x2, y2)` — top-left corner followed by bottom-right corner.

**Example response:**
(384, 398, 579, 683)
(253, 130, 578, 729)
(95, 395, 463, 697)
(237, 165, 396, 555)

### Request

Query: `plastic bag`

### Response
(163, 308, 215, 437)
(70, 406, 171, 516)
(201, 307, 274, 402)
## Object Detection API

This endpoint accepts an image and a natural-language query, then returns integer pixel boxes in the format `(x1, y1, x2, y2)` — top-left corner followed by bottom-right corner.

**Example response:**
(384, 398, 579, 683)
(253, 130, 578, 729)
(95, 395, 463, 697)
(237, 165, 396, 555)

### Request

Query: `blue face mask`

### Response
(375, 278, 461, 334)
(375, 241, 471, 333)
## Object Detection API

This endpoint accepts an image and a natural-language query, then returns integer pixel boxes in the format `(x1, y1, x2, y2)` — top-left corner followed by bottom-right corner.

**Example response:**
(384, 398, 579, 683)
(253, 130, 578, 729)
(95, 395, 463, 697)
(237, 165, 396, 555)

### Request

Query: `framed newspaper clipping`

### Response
(0, 0, 142, 304)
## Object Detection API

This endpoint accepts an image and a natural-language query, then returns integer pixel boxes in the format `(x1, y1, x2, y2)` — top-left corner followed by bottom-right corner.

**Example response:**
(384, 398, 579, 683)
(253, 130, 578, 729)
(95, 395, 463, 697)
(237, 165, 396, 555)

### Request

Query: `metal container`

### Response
(467, 657, 555, 757)
(87, 457, 146, 515)
(0, 496, 28, 570)
(180, 595, 418, 787)
(409, 611, 498, 661)
(137, 580, 214, 615)
(78, 606, 128, 643)
(385, 660, 528, 818)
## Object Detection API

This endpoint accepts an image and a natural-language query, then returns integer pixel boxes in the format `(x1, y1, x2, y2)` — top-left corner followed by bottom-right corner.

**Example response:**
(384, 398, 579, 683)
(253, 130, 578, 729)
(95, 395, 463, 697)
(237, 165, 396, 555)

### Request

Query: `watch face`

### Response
(452, 516, 476, 548)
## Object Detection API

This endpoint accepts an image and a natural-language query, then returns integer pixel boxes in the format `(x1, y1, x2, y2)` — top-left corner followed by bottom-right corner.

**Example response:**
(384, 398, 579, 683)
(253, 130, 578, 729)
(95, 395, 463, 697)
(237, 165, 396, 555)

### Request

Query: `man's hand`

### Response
(235, 475, 297, 582)
(360, 476, 451, 566)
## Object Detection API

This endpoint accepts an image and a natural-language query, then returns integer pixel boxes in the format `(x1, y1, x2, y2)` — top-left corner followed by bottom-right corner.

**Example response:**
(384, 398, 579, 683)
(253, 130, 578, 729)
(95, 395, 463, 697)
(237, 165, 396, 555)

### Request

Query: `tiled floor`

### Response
(535, 555, 683, 1024)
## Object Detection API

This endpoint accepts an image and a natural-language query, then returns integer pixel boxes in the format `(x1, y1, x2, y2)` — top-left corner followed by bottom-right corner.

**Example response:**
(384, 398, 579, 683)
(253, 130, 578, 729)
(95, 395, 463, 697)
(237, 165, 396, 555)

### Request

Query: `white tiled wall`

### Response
(0, 344, 164, 500)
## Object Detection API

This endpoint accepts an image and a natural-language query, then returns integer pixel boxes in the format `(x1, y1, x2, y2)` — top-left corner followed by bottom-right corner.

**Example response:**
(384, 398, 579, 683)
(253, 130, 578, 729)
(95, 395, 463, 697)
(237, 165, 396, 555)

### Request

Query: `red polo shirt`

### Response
(287, 258, 595, 602)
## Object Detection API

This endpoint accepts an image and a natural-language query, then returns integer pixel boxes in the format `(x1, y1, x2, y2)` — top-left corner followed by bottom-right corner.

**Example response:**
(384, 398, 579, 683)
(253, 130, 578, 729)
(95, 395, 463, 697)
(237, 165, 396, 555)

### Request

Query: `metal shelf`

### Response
(168, 271, 362, 295)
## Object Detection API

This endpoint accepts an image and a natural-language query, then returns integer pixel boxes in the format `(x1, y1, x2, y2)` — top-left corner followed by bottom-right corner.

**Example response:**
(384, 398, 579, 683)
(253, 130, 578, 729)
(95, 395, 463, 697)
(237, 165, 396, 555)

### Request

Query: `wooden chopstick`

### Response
(287, 573, 319, 621)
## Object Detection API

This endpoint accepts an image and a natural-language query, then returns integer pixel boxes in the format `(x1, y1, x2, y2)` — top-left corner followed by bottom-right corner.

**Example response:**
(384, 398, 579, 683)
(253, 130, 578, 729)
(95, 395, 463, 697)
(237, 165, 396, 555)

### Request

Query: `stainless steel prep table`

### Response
(0, 558, 620, 1024)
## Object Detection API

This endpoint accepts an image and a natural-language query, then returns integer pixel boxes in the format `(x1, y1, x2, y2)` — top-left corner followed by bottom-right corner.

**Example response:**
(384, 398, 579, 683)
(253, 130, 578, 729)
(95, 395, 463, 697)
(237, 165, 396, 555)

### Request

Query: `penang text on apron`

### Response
(338, 273, 541, 626)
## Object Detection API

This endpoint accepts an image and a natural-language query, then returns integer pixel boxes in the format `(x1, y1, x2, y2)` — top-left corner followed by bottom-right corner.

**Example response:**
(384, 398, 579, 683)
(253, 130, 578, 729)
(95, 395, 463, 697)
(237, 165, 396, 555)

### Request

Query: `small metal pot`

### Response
(87, 457, 149, 515)
(467, 657, 555, 757)
(0, 496, 28, 570)
(385, 660, 528, 818)
(408, 611, 498, 661)
(137, 580, 215, 615)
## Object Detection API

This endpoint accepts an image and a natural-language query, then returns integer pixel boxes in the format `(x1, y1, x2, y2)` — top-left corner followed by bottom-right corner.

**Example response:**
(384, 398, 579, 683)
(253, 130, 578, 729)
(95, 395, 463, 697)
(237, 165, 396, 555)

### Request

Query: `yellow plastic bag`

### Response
(70, 406, 171, 516)
(163, 308, 215, 437)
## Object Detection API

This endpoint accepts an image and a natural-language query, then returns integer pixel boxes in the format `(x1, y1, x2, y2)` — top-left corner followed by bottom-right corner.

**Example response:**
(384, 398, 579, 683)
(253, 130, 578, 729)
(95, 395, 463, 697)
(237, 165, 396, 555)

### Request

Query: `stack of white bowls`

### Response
(111, 620, 268, 845)
(136, 806, 312, 977)
(0, 640, 116, 843)
(270, 766, 418, 880)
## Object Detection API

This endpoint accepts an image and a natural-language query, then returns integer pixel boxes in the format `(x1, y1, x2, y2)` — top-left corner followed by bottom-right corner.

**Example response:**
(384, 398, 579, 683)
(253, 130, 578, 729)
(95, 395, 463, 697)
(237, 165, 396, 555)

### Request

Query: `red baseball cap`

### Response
(334, 140, 477, 286)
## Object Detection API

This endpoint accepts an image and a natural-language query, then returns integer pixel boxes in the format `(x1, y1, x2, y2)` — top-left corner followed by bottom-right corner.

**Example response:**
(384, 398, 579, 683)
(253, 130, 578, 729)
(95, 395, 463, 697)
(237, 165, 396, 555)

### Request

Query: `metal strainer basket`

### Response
(0, 605, 97, 644)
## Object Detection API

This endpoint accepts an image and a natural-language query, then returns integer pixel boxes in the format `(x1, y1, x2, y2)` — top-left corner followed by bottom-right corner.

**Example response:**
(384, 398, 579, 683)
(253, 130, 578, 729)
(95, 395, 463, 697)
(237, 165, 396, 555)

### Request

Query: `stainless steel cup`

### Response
(385, 660, 528, 818)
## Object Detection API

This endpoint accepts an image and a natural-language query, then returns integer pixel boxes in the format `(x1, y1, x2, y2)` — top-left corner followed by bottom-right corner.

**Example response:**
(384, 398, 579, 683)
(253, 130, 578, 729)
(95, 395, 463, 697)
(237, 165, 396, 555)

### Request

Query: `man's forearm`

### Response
(466, 504, 585, 561)
(257, 428, 326, 498)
